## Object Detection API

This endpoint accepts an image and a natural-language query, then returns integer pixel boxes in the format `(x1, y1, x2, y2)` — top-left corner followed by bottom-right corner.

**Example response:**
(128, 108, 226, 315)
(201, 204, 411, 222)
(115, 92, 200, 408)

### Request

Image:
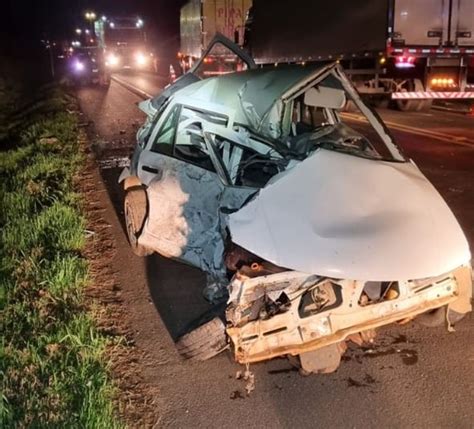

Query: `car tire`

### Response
(124, 187, 153, 257)
(416, 306, 467, 328)
(175, 317, 227, 361)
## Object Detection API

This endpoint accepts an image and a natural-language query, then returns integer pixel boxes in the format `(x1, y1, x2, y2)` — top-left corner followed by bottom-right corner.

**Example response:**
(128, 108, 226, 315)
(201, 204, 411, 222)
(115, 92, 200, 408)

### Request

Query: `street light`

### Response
(75, 28, 82, 35)
(84, 11, 96, 38)
(85, 11, 96, 21)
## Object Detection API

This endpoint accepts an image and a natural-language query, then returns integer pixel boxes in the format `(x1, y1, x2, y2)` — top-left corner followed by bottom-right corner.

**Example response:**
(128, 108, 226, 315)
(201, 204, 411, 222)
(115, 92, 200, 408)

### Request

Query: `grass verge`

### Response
(0, 81, 122, 427)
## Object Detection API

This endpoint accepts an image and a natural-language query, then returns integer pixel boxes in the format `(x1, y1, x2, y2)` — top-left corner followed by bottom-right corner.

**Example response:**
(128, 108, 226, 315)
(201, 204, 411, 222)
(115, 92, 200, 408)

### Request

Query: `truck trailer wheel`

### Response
(396, 79, 425, 112)
(416, 306, 467, 328)
(176, 317, 227, 361)
(124, 187, 153, 257)
(416, 99, 433, 112)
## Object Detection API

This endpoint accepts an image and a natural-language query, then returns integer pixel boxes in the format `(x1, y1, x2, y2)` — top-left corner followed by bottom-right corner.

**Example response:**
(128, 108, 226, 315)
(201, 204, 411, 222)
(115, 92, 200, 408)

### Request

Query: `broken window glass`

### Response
(173, 106, 216, 172)
(336, 104, 396, 161)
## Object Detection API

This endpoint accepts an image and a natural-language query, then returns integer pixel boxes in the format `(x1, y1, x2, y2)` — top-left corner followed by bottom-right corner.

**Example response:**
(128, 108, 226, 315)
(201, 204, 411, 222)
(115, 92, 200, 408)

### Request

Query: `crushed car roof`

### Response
(176, 65, 319, 106)
(154, 65, 323, 140)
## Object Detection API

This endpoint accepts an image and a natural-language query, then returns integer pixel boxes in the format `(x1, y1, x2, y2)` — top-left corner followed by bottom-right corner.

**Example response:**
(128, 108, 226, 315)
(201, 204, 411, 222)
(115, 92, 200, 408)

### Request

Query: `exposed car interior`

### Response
(289, 77, 397, 161)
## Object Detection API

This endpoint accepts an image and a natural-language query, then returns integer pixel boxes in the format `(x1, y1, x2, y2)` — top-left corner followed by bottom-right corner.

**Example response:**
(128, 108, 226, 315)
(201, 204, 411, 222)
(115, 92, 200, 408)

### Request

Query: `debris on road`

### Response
(235, 364, 255, 396)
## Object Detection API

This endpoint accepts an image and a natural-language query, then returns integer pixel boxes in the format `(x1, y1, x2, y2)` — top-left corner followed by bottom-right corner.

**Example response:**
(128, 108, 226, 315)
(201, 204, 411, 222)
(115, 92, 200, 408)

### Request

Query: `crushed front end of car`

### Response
(225, 264, 472, 373)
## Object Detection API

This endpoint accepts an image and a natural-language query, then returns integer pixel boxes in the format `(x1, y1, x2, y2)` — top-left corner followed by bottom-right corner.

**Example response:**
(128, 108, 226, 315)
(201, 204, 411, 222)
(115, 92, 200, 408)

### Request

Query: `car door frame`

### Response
(138, 96, 241, 186)
(188, 32, 257, 77)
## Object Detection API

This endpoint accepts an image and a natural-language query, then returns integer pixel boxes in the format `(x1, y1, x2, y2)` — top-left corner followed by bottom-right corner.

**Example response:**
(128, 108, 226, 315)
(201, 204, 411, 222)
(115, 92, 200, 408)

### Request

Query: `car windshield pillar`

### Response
(332, 66, 405, 161)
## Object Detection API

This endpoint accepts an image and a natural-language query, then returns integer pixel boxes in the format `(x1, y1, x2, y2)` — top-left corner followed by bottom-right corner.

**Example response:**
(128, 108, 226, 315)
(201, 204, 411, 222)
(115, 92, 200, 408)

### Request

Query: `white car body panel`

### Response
(229, 149, 471, 281)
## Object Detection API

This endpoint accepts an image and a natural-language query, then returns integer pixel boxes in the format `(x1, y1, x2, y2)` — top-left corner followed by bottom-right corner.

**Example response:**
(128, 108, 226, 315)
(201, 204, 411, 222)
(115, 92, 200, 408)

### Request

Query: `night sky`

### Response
(4, 0, 186, 54)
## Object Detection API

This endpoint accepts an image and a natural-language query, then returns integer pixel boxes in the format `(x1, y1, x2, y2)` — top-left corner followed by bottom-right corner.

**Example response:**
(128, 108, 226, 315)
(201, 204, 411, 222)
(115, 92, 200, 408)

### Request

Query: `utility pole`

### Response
(41, 36, 55, 79)
(48, 43, 55, 78)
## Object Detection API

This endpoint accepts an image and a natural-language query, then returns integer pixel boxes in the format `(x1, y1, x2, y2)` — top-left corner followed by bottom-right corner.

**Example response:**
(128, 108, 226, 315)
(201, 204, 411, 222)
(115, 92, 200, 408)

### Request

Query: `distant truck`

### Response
(244, 0, 474, 111)
(179, 0, 252, 73)
(94, 16, 156, 72)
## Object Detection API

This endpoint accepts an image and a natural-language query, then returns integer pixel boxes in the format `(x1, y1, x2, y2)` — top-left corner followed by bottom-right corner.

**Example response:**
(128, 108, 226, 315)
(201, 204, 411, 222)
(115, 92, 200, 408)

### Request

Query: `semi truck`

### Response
(94, 16, 156, 72)
(179, 0, 252, 73)
(244, 0, 474, 111)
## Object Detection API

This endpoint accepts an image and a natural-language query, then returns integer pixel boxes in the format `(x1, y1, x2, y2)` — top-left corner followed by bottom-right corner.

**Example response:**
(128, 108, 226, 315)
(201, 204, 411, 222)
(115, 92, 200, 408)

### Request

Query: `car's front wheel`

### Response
(124, 187, 153, 257)
(176, 317, 227, 361)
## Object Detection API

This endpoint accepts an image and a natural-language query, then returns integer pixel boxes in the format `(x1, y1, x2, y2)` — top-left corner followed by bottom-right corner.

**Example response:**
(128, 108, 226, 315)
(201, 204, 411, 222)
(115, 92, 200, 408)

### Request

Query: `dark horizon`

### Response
(3, 0, 186, 54)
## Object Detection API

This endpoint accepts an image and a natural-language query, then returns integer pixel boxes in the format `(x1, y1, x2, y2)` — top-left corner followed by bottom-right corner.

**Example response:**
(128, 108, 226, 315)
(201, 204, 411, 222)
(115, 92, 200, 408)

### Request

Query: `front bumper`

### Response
(226, 264, 472, 364)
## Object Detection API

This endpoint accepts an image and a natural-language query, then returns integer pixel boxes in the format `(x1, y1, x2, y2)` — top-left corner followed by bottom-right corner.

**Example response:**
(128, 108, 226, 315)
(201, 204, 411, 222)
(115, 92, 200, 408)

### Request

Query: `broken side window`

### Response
(150, 104, 181, 154)
(173, 106, 216, 172)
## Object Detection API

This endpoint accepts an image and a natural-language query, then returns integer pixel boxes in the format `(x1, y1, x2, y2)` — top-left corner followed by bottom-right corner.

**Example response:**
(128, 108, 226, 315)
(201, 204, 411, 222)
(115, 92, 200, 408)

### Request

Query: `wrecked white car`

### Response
(119, 35, 472, 374)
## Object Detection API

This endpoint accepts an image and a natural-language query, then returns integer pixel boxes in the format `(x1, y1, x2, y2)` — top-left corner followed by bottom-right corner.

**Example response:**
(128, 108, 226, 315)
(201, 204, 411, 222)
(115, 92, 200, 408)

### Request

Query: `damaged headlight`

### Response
(298, 280, 342, 318)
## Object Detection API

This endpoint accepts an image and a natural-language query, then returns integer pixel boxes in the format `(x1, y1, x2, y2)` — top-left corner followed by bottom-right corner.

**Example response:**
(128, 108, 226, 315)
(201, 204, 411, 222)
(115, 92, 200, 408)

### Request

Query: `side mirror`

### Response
(304, 86, 346, 110)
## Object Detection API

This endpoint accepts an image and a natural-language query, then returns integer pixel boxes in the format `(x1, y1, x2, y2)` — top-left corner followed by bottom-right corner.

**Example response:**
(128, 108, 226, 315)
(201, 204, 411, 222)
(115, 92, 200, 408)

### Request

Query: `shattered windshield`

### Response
(288, 74, 406, 162)
(290, 122, 385, 161)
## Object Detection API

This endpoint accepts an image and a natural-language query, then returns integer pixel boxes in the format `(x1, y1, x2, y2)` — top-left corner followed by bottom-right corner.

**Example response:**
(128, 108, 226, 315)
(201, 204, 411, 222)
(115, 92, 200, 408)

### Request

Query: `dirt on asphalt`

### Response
(78, 118, 162, 427)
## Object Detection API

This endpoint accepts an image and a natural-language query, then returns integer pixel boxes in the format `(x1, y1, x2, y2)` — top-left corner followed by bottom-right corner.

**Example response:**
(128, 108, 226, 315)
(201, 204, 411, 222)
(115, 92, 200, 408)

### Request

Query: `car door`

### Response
(150, 33, 257, 112)
(136, 102, 231, 278)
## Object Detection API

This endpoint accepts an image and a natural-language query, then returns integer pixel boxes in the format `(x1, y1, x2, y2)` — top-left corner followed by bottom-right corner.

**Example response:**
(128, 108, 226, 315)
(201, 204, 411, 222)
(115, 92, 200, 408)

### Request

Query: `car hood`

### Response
(228, 149, 470, 281)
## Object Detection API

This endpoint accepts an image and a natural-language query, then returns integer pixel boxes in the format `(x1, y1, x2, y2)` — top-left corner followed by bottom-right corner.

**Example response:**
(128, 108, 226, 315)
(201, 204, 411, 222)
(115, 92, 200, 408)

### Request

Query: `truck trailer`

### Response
(180, 0, 252, 73)
(244, 0, 474, 111)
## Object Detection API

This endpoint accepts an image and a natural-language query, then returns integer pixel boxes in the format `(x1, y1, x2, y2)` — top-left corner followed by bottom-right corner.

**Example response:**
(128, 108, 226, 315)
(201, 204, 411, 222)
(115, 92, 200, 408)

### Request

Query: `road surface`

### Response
(77, 71, 474, 428)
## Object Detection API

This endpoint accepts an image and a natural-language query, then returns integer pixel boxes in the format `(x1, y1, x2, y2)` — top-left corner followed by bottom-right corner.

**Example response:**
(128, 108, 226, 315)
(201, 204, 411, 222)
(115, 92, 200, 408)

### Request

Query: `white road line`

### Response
(111, 75, 153, 100)
(341, 112, 474, 148)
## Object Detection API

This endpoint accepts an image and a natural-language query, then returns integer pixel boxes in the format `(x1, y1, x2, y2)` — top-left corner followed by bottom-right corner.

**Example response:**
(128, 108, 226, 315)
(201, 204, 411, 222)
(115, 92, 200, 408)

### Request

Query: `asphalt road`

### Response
(77, 72, 474, 428)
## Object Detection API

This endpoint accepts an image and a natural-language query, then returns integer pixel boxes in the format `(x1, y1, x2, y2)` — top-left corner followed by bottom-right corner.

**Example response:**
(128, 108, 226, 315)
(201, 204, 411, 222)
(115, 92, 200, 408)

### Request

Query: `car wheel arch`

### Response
(123, 175, 143, 191)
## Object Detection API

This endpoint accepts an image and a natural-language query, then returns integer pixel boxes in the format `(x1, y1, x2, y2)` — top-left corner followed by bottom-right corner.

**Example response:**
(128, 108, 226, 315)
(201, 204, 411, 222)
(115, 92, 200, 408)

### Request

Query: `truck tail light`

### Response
(430, 77, 456, 88)
(395, 55, 415, 69)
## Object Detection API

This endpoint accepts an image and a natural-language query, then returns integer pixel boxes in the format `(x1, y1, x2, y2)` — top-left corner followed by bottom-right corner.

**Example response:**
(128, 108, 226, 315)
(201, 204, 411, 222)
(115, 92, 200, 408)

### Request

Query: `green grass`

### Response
(0, 82, 122, 427)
